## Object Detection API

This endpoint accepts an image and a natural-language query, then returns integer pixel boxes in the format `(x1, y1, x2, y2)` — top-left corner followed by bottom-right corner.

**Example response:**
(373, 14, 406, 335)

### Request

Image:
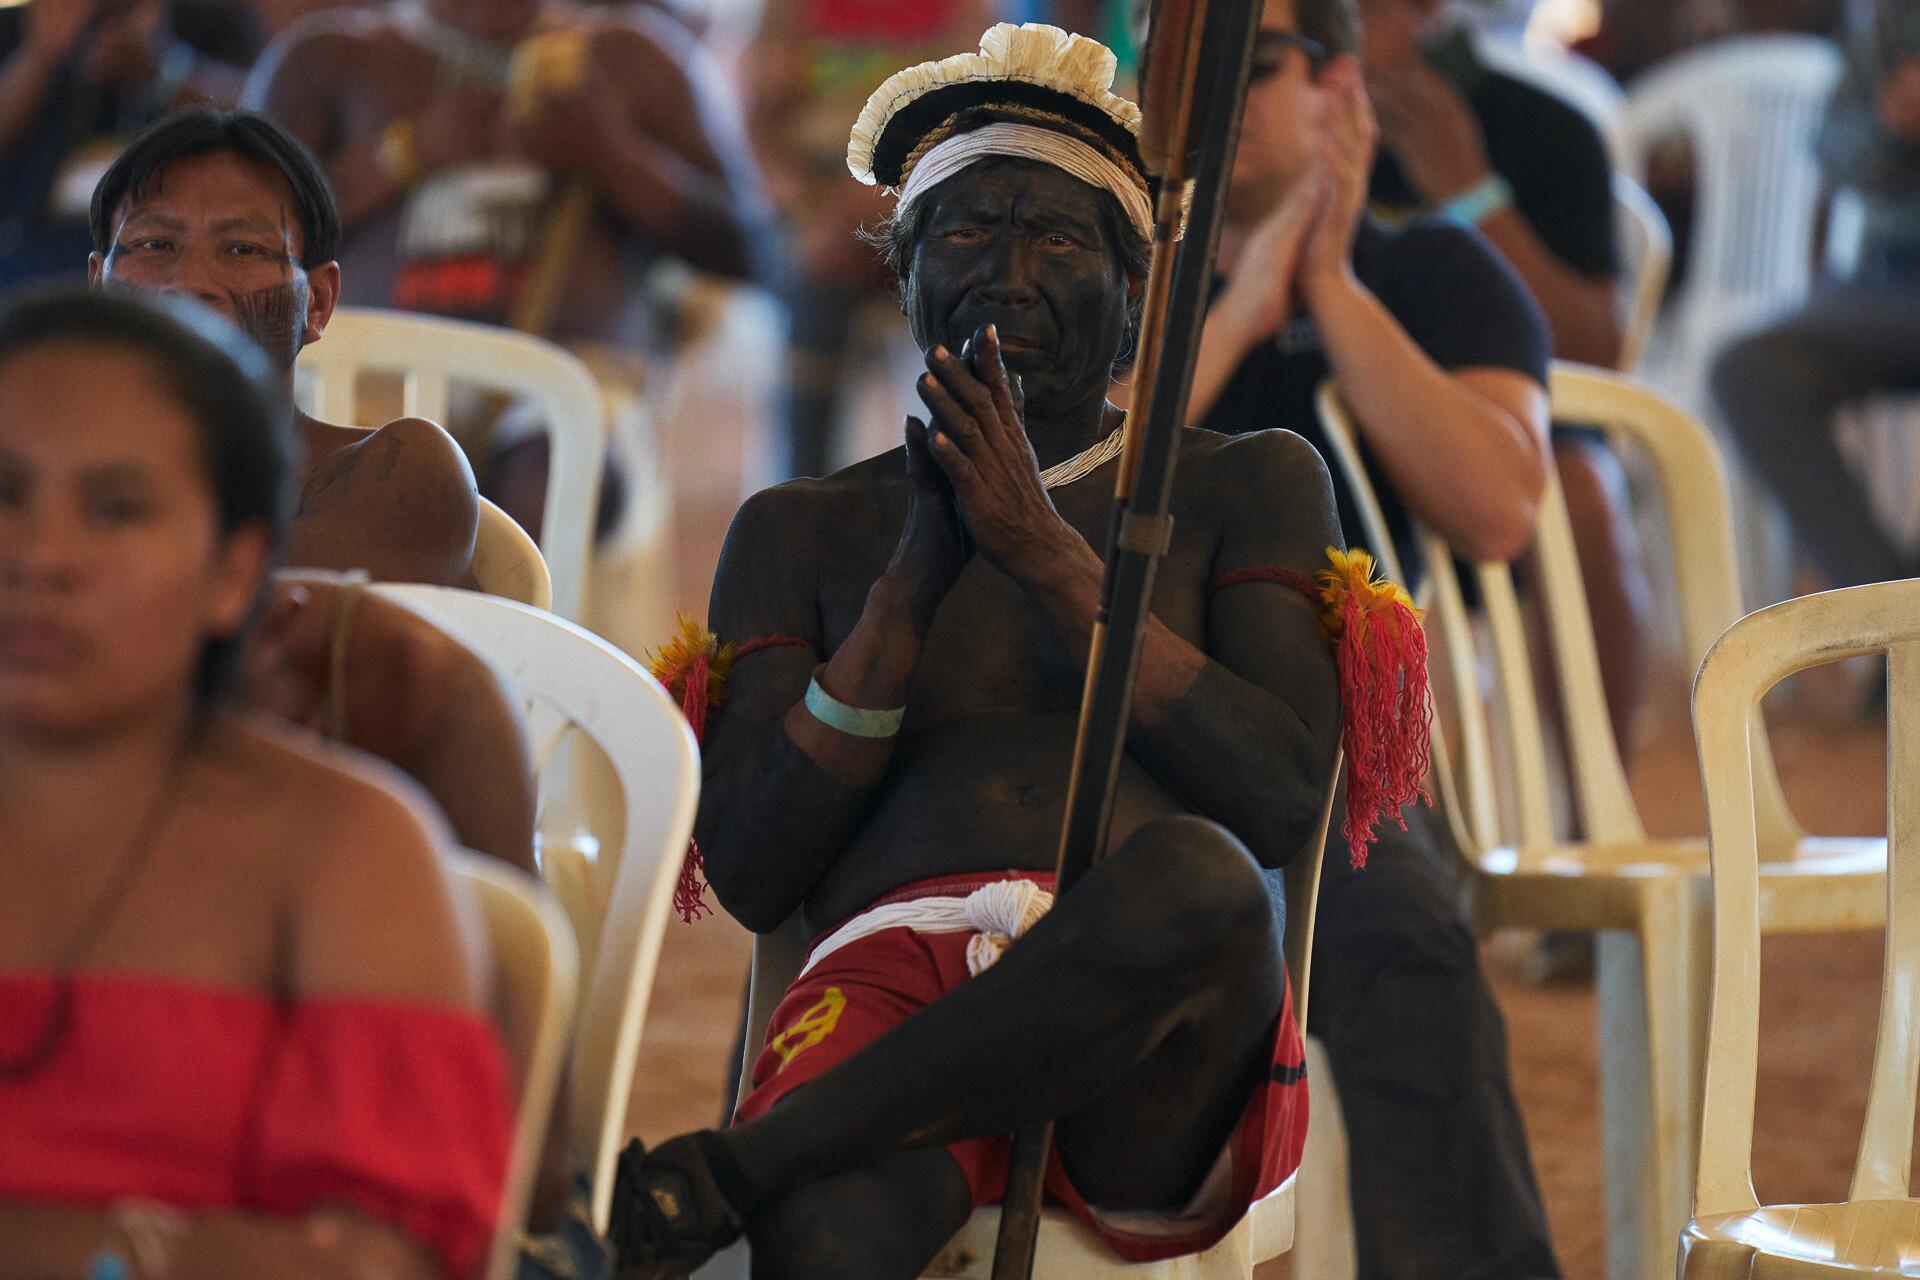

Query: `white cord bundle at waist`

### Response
(799, 878, 1055, 980)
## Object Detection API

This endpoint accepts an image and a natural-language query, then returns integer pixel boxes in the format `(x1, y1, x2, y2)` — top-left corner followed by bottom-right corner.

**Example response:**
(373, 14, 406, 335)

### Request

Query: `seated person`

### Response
(88, 107, 481, 587)
(610, 24, 1352, 1278)
(0, 0, 254, 291)
(1712, 1, 1920, 595)
(245, 570, 572, 1241)
(0, 286, 511, 1280)
(244, 0, 774, 543)
(1361, 0, 1652, 762)
(1182, 2, 1561, 1276)
(243, 0, 763, 343)
(245, 570, 537, 875)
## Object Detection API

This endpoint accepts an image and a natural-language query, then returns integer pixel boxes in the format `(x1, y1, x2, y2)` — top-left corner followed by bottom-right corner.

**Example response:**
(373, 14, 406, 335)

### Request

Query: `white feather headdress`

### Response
(847, 23, 1145, 192)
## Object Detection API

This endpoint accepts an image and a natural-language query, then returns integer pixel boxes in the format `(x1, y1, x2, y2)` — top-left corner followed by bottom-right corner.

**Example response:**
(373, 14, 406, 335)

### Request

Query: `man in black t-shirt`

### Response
(1175, 1, 1563, 1277)
(1363, 0, 1654, 764)
(1202, 214, 1550, 573)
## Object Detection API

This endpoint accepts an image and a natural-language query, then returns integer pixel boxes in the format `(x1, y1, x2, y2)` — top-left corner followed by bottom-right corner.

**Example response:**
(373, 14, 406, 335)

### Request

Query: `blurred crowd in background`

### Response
(2, 0, 1914, 653)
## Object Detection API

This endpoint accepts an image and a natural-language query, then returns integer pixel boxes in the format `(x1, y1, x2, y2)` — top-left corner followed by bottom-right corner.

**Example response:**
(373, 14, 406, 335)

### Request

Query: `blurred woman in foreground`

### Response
(0, 287, 512, 1279)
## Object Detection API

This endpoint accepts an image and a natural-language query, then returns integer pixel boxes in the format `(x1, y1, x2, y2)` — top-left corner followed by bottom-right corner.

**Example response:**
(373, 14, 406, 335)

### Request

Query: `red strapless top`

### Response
(0, 974, 513, 1279)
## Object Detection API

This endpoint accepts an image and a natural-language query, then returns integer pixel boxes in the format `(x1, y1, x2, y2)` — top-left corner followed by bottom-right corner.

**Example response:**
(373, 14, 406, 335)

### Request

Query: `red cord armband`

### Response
(648, 617, 810, 921)
(1209, 547, 1431, 868)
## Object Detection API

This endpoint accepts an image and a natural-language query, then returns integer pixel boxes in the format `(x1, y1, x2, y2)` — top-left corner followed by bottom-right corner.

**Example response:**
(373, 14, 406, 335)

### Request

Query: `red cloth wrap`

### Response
(1209, 557, 1432, 867)
(0, 975, 513, 1279)
(733, 872, 1310, 1262)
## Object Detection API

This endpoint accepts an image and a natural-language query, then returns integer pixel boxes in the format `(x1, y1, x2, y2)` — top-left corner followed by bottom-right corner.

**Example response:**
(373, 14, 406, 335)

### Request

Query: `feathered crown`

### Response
(847, 23, 1147, 193)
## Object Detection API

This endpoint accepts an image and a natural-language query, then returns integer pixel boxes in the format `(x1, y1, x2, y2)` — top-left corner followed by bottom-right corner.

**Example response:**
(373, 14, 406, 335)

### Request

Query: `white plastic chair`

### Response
(1613, 172, 1673, 375)
(1685, 579, 1920, 1279)
(457, 852, 579, 1280)
(473, 497, 554, 610)
(1617, 34, 1842, 413)
(922, 769, 1340, 1280)
(1617, 35, 1842, 607)
(296, 308, 606, 620)
(1316, 364, 1887, 1280)
(373, 585, 701, 1235)
(696, 765, 1342, 1280)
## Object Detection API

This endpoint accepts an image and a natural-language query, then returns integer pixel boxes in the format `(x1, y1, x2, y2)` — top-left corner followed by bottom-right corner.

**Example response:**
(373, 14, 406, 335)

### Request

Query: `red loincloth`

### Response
(732, 871, 1309, 1263)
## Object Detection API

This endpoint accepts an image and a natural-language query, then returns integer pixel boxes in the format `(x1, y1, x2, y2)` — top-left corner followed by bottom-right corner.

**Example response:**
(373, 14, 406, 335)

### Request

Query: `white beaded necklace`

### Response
(1039, 422, 1127, 489)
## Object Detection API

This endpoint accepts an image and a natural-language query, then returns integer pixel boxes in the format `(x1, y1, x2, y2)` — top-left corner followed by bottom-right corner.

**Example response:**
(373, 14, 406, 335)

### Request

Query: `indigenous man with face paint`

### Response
(83, 112, 545, 899)
(89, 108, 482, 587)
(81, 108, 574, 1236)
(608, 24, 1351, 1280)
(1177, 2, 1562, 1277)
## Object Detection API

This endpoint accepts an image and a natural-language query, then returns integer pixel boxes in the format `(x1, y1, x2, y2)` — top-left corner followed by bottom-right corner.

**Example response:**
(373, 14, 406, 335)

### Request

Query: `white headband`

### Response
(895, 122, 1152, 242)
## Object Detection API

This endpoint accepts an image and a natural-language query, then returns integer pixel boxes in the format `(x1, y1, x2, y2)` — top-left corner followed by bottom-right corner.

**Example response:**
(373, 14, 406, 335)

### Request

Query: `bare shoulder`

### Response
(722, 452, 901, 571)
(362, 415, 480, 573)
(292, 417, 477, 583)
(1179, 427, 1333, 501)
(217, 714, 454, 878)
(218, 715, 489, 1011)
(368, 416, 480, 499)
(711, 454, 901, 634)
(358, 586, 500, 740)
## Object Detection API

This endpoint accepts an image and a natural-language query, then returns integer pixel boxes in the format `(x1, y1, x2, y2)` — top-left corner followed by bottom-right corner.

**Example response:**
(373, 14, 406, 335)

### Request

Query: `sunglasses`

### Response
(1247, 29, 1331, 82)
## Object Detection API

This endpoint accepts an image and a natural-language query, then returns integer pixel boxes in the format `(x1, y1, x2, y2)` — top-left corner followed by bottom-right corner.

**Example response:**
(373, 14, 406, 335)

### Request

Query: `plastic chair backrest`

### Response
(473, 497, 554, 610)
(1617, 35, 1840, 387)
(1314, 364, 1801, 860)
(1612, 172, 1673, 374)
(457, 852, 579, 1280)
(1282, 753, 1339, 1027)
(1691, 580, 1920, 1217)
(372, 585, 701, 1235)
(295, 308, 605, 619)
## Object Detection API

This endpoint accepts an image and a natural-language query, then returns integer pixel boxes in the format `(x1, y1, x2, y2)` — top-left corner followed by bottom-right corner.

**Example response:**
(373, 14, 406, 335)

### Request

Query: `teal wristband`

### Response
(805, 673, 905, 738)
(1436, 173, 1513, 229)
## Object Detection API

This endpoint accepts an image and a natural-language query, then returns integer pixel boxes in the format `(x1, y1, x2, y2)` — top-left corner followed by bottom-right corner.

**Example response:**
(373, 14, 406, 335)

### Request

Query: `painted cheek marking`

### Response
(228, 282, 307, 369)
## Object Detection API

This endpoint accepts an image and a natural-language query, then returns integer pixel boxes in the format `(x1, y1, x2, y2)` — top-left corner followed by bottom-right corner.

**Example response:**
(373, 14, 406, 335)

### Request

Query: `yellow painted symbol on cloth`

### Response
(770, 987, 847, 1071)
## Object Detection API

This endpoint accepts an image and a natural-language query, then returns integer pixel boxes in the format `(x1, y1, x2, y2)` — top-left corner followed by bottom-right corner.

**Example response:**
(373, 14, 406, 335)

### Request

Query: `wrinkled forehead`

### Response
(916, 156, 1122, 244)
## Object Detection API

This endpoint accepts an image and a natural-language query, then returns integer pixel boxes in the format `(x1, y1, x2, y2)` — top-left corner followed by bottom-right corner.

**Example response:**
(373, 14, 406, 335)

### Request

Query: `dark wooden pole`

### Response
(988, 2, 1264, 1275)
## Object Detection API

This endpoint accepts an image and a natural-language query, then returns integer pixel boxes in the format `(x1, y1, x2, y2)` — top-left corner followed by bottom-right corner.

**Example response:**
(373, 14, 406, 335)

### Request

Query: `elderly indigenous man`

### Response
(609, 23, 1359, 1280)
(1180, 1, 1561, 1276)
(90, 108, 481, 586)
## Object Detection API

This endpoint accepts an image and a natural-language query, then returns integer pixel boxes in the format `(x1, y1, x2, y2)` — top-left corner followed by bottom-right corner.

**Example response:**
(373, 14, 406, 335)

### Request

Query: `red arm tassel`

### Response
(648, 618, 809, 921)
(1208, 548, 1431, 867)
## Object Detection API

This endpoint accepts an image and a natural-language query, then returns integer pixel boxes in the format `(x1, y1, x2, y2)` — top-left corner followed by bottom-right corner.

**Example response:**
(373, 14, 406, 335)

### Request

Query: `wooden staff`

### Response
(990, 1, 1265, 1276)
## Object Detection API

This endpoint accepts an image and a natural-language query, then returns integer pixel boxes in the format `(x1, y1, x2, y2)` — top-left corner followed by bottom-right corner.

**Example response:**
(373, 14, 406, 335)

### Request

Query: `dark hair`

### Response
(859, 152, 1153, 368)
(1130, 0, 1361, 71)
(0, 287, 295, 707)
(90, 109, 342, 268)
